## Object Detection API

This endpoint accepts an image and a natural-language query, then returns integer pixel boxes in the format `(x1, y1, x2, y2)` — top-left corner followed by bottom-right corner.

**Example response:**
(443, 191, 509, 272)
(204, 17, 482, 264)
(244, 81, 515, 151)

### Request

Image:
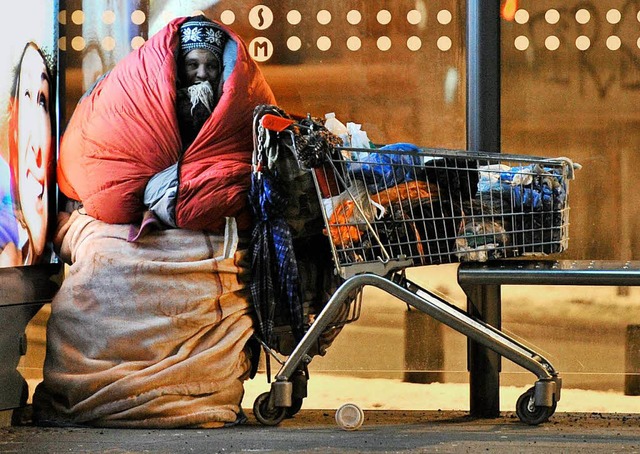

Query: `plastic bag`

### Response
(346, 122, 373, 150)
(348, 143, 422, 192)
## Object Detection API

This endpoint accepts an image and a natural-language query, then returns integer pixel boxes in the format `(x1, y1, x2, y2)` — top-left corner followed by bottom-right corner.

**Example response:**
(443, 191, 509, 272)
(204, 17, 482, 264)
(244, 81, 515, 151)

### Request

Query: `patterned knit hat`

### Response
(179, 16, 228, 63)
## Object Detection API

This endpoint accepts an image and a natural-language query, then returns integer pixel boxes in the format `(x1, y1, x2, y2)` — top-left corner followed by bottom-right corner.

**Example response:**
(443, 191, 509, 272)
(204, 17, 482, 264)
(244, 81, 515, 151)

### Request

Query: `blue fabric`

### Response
(221, 37, 237, 82)
(249, 163, 304, 346)
(482, 164, 565, 211)
(348, 142, 422, 191)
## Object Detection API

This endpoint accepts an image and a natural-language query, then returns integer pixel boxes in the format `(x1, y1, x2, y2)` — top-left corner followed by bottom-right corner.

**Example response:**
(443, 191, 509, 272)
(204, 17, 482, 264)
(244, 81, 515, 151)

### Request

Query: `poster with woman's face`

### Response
(0, 1, 57, 267)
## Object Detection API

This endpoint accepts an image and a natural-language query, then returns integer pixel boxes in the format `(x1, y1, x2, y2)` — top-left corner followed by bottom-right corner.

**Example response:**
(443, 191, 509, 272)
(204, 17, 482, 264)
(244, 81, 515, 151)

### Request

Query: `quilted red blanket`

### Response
(57, 18, 276, 233)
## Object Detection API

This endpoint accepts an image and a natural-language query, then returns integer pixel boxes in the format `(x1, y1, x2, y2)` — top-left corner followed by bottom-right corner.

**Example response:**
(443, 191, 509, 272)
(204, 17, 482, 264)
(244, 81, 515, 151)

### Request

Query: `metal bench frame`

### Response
(458, 259, 640, 417)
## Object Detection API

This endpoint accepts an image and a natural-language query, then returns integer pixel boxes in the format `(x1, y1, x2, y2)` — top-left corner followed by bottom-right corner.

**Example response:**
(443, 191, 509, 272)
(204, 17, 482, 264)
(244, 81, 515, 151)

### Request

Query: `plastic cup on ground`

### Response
(335, 403, 364, 430)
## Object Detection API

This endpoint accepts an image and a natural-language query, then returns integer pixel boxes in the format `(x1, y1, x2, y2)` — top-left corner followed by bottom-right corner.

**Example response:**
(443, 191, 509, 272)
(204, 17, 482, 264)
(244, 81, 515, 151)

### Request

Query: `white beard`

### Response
(187, 81, 215, 115)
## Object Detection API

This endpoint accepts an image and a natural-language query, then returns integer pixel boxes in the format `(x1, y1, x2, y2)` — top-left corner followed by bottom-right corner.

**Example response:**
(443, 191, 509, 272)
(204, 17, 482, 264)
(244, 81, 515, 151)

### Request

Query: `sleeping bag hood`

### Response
(57, 17, 276, 233)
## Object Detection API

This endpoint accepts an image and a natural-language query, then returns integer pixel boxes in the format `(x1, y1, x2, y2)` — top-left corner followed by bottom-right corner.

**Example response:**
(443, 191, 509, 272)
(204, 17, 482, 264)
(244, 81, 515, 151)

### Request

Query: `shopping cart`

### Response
(250, 107, 576, 426)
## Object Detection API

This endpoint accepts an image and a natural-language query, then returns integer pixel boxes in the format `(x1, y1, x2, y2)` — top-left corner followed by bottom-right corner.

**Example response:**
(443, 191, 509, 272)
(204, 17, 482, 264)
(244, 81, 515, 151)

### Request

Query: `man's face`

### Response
(17, 45, 52, 257)
(182, 48, 220, 87)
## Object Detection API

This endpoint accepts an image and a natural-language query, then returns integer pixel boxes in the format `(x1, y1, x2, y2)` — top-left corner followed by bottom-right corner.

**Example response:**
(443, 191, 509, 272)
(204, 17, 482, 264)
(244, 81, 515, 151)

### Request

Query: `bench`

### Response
(0, 263, 62, 425)
(457, 259, 640, 417)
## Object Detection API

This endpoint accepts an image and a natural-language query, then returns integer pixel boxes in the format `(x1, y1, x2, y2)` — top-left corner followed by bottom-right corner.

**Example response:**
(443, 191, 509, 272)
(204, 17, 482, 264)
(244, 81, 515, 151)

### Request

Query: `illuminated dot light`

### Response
(66, 8, 640, 56)
(102, 36, 116, 51)
(317, 36, 331, 51)
(575, 9, 590, 24)
(377, 36, 391, 51)
(102, 10, 116, 24)
(287, 36, 302, 51)
(407, 10, 422, 25)
(61, 8, 478, 55)
(317, 9, 331, 25)
(407, 36, 422, 51)
(71, 36, 85, 51)
(514, 35, 529, 51)
(220, 10, 235, 25)
(287, 10, 301, 25)
(377, 9, 392, 25)
(71, 10, 84, 25)
(576, 35, 590, 50)
(545, 9, 560, 24)
(607, 9, 621, 24)
(545, 35, 560, 51)
(346, 36, 361, 51)
(607, 35, 621, 50)
(514, 9, 529, 24)
(347, 10, 361, 25)
(437, 36, 452, 51)
(131, 36, 145, 49)
(437, 10, 452, 25)
(131, 10, 146, 25)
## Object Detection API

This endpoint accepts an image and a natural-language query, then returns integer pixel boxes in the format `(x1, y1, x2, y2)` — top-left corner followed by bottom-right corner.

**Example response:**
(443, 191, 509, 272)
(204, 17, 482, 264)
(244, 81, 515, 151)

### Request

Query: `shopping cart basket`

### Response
(250, 107, 576, 426)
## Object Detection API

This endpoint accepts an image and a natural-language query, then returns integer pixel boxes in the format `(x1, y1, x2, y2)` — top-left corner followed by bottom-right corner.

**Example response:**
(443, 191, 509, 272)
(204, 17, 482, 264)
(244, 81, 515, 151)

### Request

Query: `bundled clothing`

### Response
(249, 105, 346, 356)
(462, 163, 568, 257)
(57, 17, 276, 233)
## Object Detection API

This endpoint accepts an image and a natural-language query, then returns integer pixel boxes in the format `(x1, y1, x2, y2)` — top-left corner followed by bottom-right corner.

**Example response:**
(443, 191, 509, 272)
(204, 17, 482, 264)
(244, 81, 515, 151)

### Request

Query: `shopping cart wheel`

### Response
(285, 397, 303, 418)
(253, 392, 286, 426)
(515, 386, 556, 425)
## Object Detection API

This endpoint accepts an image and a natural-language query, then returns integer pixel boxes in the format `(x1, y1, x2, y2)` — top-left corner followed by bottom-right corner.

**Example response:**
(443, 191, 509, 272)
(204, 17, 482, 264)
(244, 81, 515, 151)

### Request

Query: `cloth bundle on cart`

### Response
(249, 105, 352, 360)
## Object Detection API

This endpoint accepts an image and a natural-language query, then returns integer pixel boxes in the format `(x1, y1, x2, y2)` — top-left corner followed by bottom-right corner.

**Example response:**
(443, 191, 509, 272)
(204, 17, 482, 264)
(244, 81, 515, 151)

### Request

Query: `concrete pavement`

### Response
(1, 410, 639, 453)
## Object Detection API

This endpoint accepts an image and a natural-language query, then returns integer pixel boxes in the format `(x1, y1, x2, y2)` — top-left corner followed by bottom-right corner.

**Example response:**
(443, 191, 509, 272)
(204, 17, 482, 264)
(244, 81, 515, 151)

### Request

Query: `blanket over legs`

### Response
(33, 211, 254, 428)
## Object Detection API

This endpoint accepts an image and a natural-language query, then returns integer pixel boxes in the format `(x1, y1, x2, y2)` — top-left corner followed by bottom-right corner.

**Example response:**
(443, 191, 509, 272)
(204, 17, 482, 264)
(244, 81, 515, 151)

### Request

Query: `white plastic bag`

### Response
(346, 122, 373, 150)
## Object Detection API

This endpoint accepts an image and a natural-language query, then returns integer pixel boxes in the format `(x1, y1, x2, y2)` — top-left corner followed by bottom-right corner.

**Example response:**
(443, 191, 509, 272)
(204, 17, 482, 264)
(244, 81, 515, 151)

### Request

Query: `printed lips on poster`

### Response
(0, 1, 57, 267)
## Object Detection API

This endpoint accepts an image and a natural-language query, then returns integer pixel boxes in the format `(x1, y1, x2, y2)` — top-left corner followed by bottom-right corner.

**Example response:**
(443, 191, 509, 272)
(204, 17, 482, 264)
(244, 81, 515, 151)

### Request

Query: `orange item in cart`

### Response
(325, 199, 365, 247)
(325, 180, 438, 248)
(371, 180, 437, 207)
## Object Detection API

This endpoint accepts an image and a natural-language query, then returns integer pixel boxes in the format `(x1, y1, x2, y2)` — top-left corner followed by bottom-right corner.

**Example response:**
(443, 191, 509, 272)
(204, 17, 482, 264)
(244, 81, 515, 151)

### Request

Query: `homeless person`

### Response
(33, 15, 276, 428)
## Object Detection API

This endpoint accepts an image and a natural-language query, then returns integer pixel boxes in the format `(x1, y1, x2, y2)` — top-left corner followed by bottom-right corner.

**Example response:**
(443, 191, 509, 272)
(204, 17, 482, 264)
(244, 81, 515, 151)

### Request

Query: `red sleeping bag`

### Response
(57, 18, 276, 233)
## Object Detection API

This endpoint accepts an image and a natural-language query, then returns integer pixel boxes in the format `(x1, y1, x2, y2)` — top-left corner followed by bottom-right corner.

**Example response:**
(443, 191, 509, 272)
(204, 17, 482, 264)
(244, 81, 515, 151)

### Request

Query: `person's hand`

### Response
(52, 210, 73, 252)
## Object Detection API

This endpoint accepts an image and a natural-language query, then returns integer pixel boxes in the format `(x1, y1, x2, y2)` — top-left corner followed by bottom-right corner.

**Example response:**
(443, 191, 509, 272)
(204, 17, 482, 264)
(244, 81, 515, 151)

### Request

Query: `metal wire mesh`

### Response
(313, 146, 573, 278)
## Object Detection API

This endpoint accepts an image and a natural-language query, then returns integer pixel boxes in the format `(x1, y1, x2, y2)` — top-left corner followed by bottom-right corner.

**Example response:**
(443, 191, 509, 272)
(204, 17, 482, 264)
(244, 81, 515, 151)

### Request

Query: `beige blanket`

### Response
(33, 211, 254, 428)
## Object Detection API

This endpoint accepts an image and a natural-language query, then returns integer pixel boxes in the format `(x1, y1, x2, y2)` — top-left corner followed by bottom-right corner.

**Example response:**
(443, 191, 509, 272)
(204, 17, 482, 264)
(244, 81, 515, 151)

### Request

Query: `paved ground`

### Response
(1, 410, 639, 453)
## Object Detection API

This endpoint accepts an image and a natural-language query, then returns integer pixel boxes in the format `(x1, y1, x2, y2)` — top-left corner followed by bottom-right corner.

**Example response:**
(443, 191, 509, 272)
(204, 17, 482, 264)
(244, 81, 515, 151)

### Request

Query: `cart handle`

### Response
(542, 157, 582, 180)
(260, 114, 295, 132)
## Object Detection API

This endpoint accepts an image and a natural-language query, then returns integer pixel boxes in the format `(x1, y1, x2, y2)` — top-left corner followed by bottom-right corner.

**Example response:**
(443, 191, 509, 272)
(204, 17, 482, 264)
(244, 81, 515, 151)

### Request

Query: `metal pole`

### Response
(466, 0, 502, 418)
(467, 0, 501, 153)
(465, 283, 501, 417)
(404, 309, 444, 384)
(625, 324, 640, 396)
